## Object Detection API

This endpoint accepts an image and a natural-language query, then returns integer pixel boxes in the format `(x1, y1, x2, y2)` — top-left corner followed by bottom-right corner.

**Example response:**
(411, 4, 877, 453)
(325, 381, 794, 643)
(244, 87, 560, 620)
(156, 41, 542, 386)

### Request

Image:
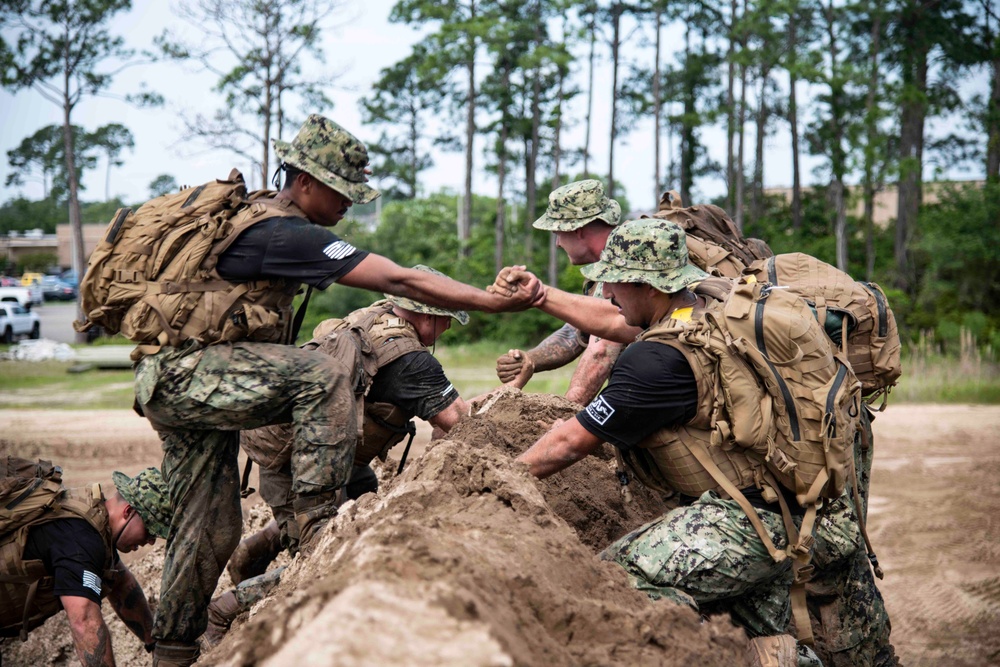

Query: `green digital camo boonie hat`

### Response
(112, 468, 171, 539)
(533, 179, 622, 231)
(273, 114, 380, 205)
(581, 218, 709, 293)
(385, 265, 470, 325)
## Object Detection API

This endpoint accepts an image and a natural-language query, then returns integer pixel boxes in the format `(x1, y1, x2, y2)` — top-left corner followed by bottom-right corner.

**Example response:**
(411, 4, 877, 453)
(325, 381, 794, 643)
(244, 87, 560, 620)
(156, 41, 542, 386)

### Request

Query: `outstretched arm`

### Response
(62, 596, 115, 667)
(564, 337, 624, 405)
(516, 416, 605, 479)
(339, 254, 541, 313)
(106, 564, 154, 647)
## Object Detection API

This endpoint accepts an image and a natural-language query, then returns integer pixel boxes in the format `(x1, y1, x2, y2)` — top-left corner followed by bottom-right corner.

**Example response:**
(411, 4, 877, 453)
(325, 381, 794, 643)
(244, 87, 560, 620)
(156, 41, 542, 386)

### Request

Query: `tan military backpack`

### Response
(744, 253, 902, 404)
(649, 190, 773, 276)
(74, 170, 303, 357)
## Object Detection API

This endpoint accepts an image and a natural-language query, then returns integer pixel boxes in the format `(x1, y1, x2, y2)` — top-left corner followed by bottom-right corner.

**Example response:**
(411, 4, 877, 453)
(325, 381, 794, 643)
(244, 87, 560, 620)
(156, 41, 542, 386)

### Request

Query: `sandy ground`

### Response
(1, 401, 998, 666)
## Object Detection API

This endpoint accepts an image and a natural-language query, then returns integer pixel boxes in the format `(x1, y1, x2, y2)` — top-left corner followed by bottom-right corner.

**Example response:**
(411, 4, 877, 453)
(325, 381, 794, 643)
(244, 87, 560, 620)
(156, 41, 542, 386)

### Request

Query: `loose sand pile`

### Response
(3, 390, 745, 666)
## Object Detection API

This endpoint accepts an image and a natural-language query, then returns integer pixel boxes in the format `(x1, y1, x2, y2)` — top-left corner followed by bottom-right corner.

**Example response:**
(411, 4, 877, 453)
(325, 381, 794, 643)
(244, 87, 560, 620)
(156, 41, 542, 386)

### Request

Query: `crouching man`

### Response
(1, 467, 171, 666)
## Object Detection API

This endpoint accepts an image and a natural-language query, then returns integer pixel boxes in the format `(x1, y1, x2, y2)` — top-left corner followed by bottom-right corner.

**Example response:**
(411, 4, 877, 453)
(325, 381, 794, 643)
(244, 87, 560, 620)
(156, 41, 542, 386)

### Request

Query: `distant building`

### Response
(762, 180, 985, 229)
(0, 223, 104, 271)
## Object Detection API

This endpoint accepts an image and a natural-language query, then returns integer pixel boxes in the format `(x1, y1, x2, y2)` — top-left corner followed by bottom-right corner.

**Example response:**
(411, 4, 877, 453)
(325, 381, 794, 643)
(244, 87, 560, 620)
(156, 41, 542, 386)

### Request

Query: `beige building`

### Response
(1, 223, 104, 271)
(763, 180, 985, 229)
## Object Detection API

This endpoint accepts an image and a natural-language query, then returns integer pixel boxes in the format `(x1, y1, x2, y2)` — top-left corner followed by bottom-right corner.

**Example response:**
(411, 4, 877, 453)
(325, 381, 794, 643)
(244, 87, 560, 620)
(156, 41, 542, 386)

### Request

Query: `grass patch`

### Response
(3, 341, 998, 410)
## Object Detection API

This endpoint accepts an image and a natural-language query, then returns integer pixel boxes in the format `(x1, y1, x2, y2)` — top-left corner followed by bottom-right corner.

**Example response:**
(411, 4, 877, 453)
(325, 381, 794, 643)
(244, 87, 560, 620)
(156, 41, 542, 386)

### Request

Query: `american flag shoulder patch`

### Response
(322, 240, 357, 260)
(82, 570, 101, 595)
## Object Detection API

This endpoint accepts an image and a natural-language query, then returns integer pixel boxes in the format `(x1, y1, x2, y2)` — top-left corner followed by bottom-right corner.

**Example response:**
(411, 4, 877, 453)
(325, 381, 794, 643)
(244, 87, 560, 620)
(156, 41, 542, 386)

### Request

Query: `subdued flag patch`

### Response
(82, 570, 101, 595)
(322, 240, 357, 260)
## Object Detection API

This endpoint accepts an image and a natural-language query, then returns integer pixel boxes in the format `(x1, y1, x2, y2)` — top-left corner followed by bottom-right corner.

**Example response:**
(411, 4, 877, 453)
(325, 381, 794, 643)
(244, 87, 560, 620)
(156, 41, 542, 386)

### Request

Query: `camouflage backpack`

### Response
(649, 190, 773, 276)
(744, 253, 902, 404)
(74, 170, 303, 358)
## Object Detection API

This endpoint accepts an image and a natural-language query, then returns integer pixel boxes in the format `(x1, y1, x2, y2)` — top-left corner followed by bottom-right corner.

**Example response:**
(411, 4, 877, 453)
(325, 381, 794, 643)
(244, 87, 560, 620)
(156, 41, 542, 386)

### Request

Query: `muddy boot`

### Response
(293, 492, 339, 555)
(152, 641, 200, 667)
(226, 520, 282, 586)
(201, 590, 241, 650)
(746, 634, 797, 667)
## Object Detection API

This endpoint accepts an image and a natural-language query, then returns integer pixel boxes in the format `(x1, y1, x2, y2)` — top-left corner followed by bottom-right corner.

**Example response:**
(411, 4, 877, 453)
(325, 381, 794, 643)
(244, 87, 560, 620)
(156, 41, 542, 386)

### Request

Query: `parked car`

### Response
(40, 275, 77, 301)
(59, 269, 79, 288)
(20, 272, 45, 287)
(0, 285, 34, 308)
(18, 273, 44, 305)
(0, 302, 40, 343)
(0, 276, 19, 287)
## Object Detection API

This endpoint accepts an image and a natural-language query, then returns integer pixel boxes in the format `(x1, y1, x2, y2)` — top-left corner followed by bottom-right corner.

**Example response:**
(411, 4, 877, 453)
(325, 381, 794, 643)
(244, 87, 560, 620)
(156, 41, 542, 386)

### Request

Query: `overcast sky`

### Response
(0, 0, 989, 217)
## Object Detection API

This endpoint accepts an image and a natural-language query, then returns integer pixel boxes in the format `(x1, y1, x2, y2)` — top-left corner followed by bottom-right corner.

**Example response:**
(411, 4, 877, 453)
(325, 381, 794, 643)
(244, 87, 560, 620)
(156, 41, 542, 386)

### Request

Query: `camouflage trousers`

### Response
(259, 461, 379, 551)
(804, 407, 897, 667)
(602, 491, 861, 640)
(134, 340, 363, 643)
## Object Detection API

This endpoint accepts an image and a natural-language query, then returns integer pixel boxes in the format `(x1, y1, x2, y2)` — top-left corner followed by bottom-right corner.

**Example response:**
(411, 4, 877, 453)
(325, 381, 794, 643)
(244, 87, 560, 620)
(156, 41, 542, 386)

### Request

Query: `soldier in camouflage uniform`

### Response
(512, 218, 887, 666)
(494, 179, 626, 406)
(132, 115, 541, 666)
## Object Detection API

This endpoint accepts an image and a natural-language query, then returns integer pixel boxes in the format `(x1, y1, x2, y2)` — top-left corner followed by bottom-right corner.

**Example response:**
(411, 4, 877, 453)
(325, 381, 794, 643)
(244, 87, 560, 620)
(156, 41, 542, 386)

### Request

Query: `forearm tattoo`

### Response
(81, 622, 112, 667)
(529, 324, 587, 372)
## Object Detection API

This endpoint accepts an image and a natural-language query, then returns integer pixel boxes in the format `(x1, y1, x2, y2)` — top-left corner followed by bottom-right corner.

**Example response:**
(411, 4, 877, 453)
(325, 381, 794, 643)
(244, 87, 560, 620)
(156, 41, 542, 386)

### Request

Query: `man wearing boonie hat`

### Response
(493, 179, 627, 407)
(204, 266, 533, 646)
(3, 466, 170, 665)
(510, 218, 858, 665)
(134, 115, 543, 666)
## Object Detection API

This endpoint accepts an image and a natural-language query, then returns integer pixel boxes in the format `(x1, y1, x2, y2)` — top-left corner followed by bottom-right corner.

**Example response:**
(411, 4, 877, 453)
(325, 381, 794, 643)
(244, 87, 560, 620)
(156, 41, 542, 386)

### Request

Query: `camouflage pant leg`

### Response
(601, 492, 795, 637)
(135, 340, 362, 494)
(154, 428, 243, 643)
(258, 463, 297, 550)
(258, 462, 379, 552)
(806, 492, 895, 666)
(233, 566, 286, 611)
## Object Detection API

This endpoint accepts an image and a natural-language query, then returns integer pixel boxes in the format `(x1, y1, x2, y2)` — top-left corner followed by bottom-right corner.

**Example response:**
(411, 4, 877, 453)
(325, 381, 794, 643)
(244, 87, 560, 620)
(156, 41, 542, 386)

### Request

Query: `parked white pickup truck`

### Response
(0, 285, 34, 308)
(0, 302, 40, 343)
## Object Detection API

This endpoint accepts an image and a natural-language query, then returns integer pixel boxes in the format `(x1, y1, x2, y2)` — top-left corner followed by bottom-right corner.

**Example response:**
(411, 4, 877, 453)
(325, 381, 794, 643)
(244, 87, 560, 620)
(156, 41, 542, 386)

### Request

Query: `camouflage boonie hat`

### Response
(533, 179, 622, 231)
(112, 468, 171, 539)
(385, 265, 470, 325)
(273, 114, 380, 205)
(581, 218, 709, 293)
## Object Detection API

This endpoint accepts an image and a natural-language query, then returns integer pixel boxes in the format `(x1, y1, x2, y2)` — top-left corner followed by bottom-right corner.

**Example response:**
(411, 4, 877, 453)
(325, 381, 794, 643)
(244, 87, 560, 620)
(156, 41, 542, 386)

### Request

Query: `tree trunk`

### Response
(496, 116, 508, 275)
(583, 11, 596, 178)
(461, 0, 477, 257)
(653, 9, 663, 208)
(550, 38, 565, 287)
(833, 177, 848, 271)
(752, 73, 769, 224)
(896, 26, 928, 293)
(735, 60, 747, 232)
(526, 13, 543, 259)
(608, 3, 622, 199)
(408, 101, 419, 198)
(825, 0, 848, 271)
(862, 8, 884, 280)
(680, 24, 693, 206)
(727, 0, 737, 213)
(988, 16, 1000, 181)
(62, 70, 86, 343)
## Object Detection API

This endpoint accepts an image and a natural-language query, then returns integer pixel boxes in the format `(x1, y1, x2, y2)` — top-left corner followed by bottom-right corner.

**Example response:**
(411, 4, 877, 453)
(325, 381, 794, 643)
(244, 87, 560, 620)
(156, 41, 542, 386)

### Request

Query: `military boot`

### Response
(202, 590, 241, 650)
(152, 641, 200, 667)
(746, 634, 797, 667)
(226, 520, 282, 586)
(293, 492, 339, 555)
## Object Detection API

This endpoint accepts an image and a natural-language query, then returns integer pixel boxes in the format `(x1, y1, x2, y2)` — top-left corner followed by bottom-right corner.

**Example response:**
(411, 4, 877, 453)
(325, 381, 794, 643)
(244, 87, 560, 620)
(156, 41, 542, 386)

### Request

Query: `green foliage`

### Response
(17, 252, 57, 271)
(148, 174, 179, 198)
(0, 196, 127, 234)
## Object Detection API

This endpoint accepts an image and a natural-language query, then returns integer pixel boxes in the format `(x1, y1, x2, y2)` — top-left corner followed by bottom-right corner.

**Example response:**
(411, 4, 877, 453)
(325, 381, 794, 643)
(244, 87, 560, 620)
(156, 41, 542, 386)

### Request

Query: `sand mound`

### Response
(2, 390, 745, 666)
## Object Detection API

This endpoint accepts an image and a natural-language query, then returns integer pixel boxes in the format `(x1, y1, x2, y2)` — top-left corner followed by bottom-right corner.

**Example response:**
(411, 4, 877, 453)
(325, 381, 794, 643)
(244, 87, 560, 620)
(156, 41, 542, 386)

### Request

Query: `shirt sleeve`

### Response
(24, 519, 107, 604)
(576, 340, 698, 451)
(368, 351, 460, 421)
(216, 216, 369, 289)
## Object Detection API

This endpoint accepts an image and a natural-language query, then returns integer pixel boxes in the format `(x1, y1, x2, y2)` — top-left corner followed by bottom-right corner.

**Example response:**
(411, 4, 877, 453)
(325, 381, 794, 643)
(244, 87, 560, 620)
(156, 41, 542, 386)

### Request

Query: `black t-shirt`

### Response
(22, 518, 111, 604)
(367, 350, 459, 421)
(576, 340, 698, 450)
(216, 216, 369, 289)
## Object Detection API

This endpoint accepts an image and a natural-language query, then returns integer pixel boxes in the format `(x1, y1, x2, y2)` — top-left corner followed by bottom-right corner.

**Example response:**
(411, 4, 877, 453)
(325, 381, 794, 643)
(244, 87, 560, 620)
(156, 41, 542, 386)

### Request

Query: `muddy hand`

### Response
(488, 265, 528, 298)
(498, 349, 535, 387)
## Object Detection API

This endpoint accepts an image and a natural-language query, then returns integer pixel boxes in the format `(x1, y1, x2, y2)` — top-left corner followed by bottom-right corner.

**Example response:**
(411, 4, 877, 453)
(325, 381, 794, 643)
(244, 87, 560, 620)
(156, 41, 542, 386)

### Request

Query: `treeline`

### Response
(2, 0, 997, 351)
